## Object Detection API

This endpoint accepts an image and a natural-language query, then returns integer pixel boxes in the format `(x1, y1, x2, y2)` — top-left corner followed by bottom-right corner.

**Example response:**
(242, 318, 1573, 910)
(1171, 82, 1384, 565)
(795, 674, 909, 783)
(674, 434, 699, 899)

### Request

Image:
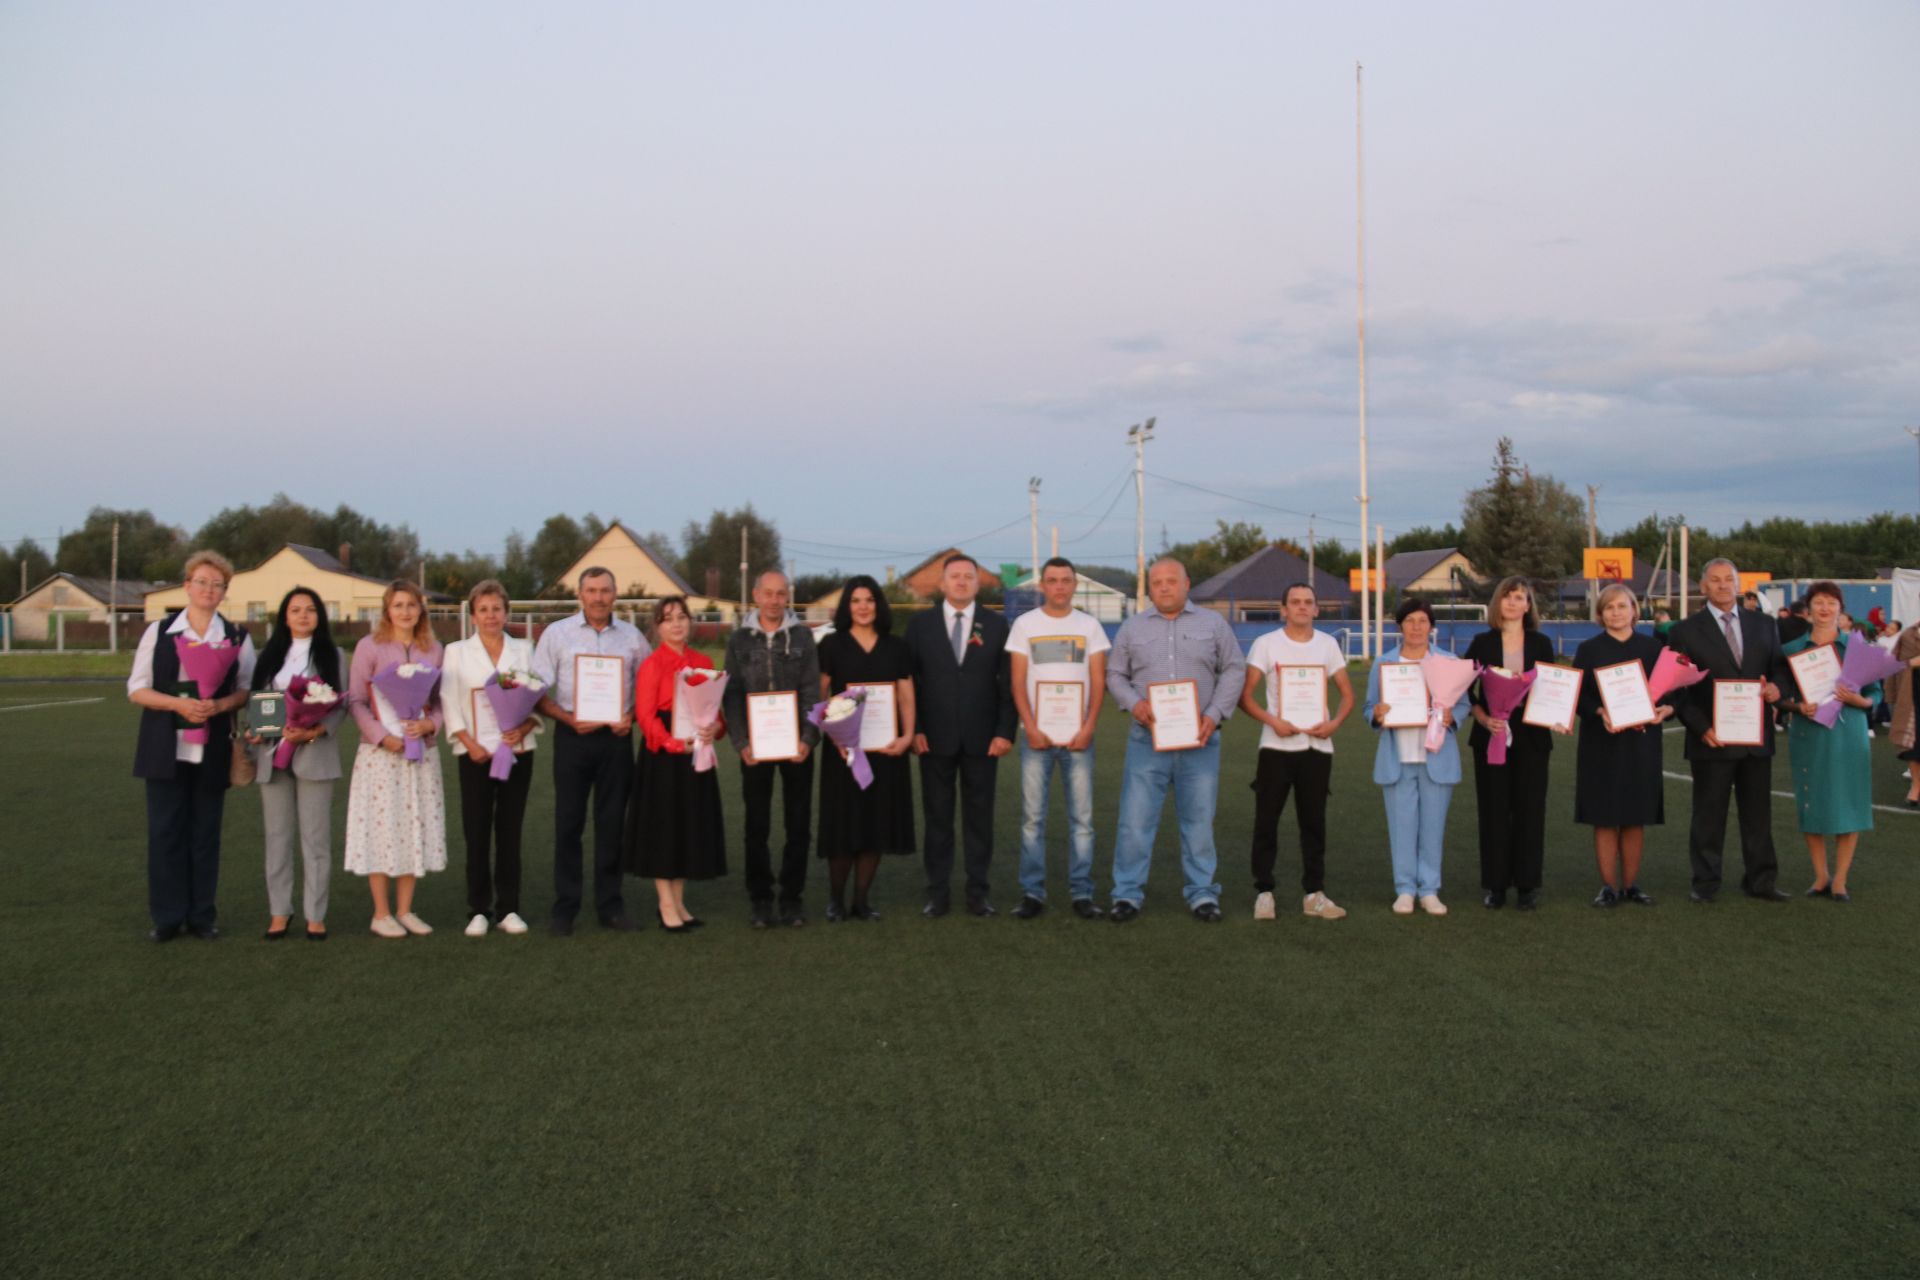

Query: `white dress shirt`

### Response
(442, 633, 542, 755)
(127, 612, 260, 764)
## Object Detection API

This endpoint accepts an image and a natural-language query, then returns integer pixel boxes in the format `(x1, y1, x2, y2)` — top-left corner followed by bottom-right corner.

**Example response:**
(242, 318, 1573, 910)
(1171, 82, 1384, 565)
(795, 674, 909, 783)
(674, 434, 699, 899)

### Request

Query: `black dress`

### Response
(816, 630, 916, 858)
(1572, 631, 1666, 827)
(625, 710, 728, 880)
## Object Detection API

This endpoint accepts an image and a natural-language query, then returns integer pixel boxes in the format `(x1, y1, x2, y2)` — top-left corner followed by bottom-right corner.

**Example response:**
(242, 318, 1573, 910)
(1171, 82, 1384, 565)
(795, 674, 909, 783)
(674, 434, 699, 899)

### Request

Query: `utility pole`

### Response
(738, 528, 749, 618)
(1907, 427, 1920, 514)
(1375, 524, 1386, 656)
(1049, 525, 1059, 559)
(1307, 514, 1316, 581)
(1586, 484, 1600, 616)
(1028, 477, 1042, 584)
(1128, 417, 1156, 611)
(109, 520, 120, 654)
(1354, 62, 1373, 660)
(1680, 524, 1691, 618)
(1664, 522, 1675, 616)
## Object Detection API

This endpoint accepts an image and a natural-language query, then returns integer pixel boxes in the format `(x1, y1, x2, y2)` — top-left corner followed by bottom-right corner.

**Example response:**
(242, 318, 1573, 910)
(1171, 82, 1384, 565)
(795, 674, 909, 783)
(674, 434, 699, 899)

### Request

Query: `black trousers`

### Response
(145, 764, 226, 930)
(458, 752, 532, 919)
(920, 751, 998, 902)
(741, 754, 813, 904)
(1249, 748, 1332, 894)
(1471, 738, 1550, 894)
(551, 725, 633, 921)
(1688, 755, 1779, 895)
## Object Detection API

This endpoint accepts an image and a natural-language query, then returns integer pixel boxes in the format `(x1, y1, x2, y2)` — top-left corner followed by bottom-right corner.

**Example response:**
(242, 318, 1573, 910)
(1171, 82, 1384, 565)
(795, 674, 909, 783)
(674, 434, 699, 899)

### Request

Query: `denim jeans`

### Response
(1018, 741, 1096, 901)
(1382, 767, 1453, 896)
(1111, 722, 1222, 908)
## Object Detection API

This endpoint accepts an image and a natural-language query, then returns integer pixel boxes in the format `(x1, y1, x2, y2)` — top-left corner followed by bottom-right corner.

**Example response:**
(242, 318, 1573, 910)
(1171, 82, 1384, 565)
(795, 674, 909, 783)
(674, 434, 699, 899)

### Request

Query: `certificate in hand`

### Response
(1712, 679, 1765, 746)
(1594, 660, 1657, 729)
(1787, 643, 1841, 707)
(1034, 680, 1086, 744)
(246, 691, 287, 740)
(470, 689, 501, 748)
(1375, 663, 1429, 728)
(1148, 679, 1203, 751)
(1276, 665, 1328, 730)
(1520, 664, 1582, 733)
(848, 682, 898, 751)
(573, 654, 624, 725)
(747, 691, 802, 761)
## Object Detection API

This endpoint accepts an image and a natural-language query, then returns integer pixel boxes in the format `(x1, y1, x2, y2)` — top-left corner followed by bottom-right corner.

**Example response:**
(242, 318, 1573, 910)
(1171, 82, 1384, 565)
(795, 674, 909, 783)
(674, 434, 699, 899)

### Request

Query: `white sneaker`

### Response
(1418, 894, 1448, 916)
(1302, 891, 1347, 920)
(1253, 891, 1276, 920)
(464, 913, 489, 938)
(369, 915, 406, 939)
(497, 912, 528, 935)
(398, 911, 433, 936)
(1391, 893, 1415, 915)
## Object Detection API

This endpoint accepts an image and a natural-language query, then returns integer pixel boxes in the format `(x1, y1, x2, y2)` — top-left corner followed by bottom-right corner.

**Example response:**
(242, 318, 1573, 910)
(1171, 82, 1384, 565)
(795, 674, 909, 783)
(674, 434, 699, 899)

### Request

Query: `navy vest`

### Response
(133, 612, 242, 784)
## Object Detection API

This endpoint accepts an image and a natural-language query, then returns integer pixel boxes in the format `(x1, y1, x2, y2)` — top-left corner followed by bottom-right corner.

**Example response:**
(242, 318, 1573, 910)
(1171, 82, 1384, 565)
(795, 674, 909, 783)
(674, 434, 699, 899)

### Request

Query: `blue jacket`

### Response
(1363, 645, 1473, 785)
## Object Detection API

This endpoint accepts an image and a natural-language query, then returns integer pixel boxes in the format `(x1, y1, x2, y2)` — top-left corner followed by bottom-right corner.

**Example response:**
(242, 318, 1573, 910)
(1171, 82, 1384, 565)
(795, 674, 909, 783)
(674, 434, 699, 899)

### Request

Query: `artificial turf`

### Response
(3, 679, 1916, 1278)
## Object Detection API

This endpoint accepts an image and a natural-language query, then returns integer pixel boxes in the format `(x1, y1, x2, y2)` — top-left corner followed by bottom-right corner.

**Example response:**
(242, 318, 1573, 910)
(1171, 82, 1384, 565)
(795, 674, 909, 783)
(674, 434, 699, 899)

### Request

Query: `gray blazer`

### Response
(250, 645, 350, 783)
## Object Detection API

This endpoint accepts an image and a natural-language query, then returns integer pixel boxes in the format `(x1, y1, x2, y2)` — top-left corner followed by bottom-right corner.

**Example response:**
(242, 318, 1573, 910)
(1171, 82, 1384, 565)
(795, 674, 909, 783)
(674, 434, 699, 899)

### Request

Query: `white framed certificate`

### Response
(1034, 680, 1086, 743)
(1521, 664, 1582, 733)
(1787, 643, 1841, 707)
(1595, 659, 1657, 730)
(848, 682, 898, 751)
(1276, 665, 1328, 730)
(1375, 662, 1430, 728)
(747, 691, 801, 761)
(1713, 679, 1765, 746)
(470, 689, 502, 752)
(670, 676, 696, 742)
(1148, 679, 1203, 751)
(573, 654, 624, 725)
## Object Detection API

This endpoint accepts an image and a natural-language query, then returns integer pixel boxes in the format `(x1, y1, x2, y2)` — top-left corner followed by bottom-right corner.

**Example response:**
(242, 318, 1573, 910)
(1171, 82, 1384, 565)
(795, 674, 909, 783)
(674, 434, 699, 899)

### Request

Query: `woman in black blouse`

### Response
(1572, 584, 1676, 907)
(1464, 576, 1561, 910)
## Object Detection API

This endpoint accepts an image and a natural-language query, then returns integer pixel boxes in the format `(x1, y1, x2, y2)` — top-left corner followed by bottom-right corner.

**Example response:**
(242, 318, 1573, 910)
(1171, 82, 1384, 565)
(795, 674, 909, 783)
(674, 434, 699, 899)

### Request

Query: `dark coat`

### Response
(903, 603, 1015, 757)
(1463, 628, 1558, 755)
(1665, 605, 1791, 761)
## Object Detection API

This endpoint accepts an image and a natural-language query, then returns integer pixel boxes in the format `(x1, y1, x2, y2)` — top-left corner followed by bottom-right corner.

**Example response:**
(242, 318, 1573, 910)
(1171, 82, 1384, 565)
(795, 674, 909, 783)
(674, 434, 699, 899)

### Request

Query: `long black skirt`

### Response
(624, 737, 727, 881)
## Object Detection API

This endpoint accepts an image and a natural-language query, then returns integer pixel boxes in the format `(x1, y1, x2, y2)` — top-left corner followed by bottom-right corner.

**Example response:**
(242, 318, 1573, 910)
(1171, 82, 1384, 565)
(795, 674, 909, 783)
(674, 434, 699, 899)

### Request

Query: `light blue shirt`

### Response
(531, 612, 652, 716)
(1105, 600, 1246, 724)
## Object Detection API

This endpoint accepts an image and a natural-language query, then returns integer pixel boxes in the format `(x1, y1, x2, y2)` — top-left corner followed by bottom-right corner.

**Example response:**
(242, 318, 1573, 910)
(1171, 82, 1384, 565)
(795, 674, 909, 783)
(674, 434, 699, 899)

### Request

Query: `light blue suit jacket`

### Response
(1363, 645, 1472, 785)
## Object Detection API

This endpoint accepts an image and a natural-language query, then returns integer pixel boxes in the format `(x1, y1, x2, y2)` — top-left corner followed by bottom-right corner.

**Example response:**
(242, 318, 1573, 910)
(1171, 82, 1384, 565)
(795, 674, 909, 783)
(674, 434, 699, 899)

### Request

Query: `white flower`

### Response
(1485, 665, 1520, 679)
(397, 663, 430, 677)
(824, 695, 861, 722)
(302, 681, 337, 704)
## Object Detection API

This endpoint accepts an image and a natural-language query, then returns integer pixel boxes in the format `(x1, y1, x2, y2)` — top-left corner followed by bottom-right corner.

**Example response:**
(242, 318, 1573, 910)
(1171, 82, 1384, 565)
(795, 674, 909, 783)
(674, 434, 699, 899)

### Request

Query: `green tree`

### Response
(190, 496, 420, 580)
(526, 513, 608, 597)
(497, 532, 537, 600)
(680, 506, 781, 602)
(1162, 519, 1269, 586)
(1458, 438, 1585, 587)
(791, 571, 846, 604)
(55, 508, 187, 582)
(424, 549, 505, 600)
(1386, 524, 1463, 557)
(3, 538, 55, 600)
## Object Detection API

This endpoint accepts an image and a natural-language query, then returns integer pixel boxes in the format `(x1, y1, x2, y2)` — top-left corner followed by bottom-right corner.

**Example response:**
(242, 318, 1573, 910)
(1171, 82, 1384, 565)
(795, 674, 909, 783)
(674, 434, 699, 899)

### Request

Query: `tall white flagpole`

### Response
(1355, 62, 1373, 659)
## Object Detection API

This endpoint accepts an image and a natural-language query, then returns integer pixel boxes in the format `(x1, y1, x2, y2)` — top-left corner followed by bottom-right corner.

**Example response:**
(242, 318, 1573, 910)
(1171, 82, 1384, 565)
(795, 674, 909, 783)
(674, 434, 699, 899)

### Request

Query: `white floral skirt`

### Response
(343, 744, 448, 877)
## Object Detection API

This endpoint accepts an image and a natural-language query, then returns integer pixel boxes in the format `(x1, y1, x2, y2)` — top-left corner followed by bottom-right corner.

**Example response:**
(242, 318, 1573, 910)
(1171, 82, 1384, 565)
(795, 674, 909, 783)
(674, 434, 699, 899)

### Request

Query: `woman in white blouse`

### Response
(440, 580, 541, 937)
(244, 588, 349, 941)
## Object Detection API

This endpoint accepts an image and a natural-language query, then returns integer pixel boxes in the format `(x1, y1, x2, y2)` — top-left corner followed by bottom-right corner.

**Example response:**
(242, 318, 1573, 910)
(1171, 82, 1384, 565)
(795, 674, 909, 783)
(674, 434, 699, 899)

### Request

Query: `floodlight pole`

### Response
(1129, 418, 1156, 611)
(1355, 62, 1373, 660)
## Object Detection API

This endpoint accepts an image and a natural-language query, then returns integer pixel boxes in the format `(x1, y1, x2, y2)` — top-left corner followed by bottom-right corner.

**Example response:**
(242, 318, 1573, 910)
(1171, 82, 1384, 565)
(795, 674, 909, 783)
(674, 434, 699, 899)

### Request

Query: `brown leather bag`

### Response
(229, 728, 256, 787)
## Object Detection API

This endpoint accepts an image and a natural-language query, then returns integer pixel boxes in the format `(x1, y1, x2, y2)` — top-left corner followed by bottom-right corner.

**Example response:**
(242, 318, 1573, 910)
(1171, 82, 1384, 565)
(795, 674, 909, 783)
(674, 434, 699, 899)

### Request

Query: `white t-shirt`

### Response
(1006, 607, 1111, 734)
(1245, 627, 1346, 754)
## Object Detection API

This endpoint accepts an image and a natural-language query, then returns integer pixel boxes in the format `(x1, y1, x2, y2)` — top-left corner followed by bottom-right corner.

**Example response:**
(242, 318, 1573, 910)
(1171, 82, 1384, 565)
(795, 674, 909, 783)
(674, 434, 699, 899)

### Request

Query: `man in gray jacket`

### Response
(722, 570, 821, 927)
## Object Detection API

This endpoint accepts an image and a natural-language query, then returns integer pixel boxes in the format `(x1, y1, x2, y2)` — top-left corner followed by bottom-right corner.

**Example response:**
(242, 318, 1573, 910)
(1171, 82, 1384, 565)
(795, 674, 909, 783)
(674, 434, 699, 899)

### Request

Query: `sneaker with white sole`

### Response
(370, 915, 406, 939)
(398, 912, 433, 936)
(464, 913, 489, 938)
(1391, 893, 1415, 915)
(1302, 891, 1347, 920)
(1418, 894, 1448, 916)
(497, 912, 528, 935)
(1252, 891, 1276, 920)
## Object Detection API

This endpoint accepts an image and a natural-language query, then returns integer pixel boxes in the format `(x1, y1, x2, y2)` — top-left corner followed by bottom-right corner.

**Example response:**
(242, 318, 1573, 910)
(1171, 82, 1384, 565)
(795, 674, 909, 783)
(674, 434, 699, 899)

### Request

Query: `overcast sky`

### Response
(3, 1, 1917, 577)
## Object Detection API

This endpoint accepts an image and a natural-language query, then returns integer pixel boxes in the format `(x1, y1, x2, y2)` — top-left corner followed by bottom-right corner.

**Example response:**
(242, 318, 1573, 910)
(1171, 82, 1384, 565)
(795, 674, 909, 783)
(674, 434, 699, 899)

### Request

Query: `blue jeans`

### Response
(1018, 741, 1097, 902)
(1111, 723, 1222, 909)
(1382, 768, 1454, 896)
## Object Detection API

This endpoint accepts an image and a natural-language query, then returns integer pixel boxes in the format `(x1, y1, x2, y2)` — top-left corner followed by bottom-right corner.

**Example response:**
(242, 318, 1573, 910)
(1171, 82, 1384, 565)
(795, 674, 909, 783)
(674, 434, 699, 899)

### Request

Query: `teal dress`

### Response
(1783, 634, 1876, 835)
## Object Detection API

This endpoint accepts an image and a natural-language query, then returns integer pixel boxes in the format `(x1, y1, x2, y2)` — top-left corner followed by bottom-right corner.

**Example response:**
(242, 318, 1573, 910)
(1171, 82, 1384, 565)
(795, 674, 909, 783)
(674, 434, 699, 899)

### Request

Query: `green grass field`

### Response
(4, 679, 1917, 1278)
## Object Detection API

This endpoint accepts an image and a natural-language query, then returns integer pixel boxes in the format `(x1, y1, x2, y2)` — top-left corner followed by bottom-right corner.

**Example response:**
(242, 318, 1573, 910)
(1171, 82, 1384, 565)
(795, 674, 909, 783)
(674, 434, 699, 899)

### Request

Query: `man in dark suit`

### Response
(1666, 558, 1793, 902)
(905, 554, 1015, 916)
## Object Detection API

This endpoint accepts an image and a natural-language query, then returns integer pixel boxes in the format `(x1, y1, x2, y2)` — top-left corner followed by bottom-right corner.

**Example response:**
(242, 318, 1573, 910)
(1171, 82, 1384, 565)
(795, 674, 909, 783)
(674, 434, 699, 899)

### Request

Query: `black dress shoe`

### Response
(1191, 902, 1223, 923)
(1516, 890, 1541, 912)
(1012, 896, 1046, 920)
(548, 916, 575, 937)
(749, 902, 774, 929)
(779, 903, 806, 928)
(1482, 891, 1506, 909)
(1688, 890, 1716, 904)
(824, 901, 846, 923)
(658, 918, 691, 934)
(850, 902, 881, 921)
(263, 922, 290, 941)
(922, 898, 950, 919)
(186, 924, 221, 941)
(1622, 885, 1655, 906)
(306, 927, 328, 942)
(1746, 888, 1791, 903)
(1071, 898, 1105, 919)
(1591, 886, 1619, 908)
(601, 913, 638, 932)
(1832, 891, 1852, 903)
(148, 924, 182, 944)
(1806, 884, 1832, 898)
(1110, 901, 1141, 923)
(966, 898, 997, 918)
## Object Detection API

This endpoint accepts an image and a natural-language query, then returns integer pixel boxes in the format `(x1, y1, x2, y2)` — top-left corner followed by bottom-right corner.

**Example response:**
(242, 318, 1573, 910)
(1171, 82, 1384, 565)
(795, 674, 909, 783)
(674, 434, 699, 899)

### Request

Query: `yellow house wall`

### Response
(144, 548, 390, 622)
(11, 580, 112, 640)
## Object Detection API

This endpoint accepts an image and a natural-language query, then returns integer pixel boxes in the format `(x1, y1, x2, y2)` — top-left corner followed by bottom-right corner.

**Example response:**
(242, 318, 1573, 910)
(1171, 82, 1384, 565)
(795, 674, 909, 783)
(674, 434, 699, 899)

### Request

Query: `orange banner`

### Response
(1738, 571, 1772, 593)
(1348, 568, 1382, 591)
(1582, 548, 1633, 581)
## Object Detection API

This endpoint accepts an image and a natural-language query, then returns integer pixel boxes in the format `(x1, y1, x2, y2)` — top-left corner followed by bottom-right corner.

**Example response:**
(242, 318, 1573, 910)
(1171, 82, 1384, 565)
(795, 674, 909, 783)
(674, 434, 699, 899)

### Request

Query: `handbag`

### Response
(229, 727, 256, 787)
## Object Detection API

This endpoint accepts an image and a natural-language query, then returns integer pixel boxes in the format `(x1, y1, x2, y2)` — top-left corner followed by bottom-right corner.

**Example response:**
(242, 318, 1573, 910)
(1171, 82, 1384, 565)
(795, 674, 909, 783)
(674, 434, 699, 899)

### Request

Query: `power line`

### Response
(1060, 467, 1136, 545)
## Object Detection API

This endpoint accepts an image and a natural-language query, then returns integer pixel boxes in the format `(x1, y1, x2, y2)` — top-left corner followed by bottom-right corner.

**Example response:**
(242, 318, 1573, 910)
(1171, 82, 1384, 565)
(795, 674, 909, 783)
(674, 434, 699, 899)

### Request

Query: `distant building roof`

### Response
(1383, 547, 1469, 590)
(1190, 544, 1352, 603)
(12, 571, 154, 609)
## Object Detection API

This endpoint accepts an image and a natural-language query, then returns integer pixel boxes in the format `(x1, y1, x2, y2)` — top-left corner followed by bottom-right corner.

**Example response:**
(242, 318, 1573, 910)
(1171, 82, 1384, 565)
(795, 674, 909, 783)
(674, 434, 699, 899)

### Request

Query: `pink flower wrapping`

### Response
(173, 634, 240, 745)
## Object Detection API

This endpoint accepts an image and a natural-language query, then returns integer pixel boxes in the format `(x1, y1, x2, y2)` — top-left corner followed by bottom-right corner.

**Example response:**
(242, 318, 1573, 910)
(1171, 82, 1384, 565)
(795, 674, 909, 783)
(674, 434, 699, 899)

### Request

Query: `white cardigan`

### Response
(440, 633, 542, 755)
